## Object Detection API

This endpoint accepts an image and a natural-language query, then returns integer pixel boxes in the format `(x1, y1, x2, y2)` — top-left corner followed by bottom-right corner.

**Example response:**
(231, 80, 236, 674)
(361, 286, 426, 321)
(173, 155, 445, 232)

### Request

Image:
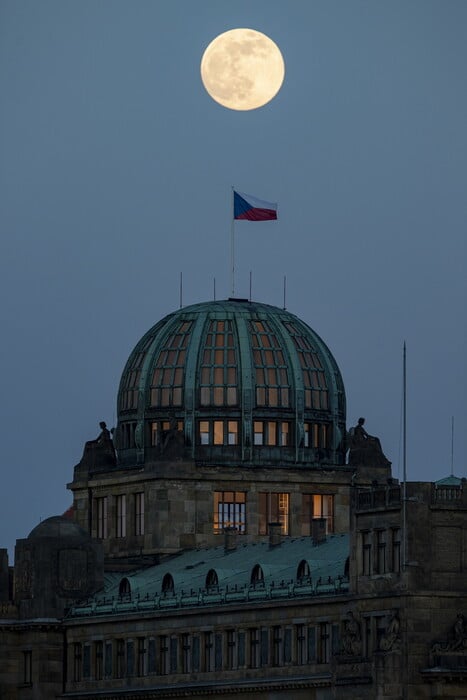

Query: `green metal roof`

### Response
(69, 534, 349, 618)
(435, 475, 462, 486)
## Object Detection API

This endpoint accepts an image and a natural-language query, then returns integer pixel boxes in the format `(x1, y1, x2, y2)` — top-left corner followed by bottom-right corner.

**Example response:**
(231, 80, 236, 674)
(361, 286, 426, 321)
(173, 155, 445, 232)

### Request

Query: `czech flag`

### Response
(234, 191, 278, 221)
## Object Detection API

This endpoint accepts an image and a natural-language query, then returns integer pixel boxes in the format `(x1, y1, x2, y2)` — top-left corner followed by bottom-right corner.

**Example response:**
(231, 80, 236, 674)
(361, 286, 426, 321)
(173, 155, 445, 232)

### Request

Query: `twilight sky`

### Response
(1, 1, 466, 556)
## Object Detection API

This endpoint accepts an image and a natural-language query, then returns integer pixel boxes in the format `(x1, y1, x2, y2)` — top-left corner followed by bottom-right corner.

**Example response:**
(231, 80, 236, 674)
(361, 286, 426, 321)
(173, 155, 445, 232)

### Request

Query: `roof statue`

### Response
(79, 420, 116, 470)
(348, 417, 391, 468)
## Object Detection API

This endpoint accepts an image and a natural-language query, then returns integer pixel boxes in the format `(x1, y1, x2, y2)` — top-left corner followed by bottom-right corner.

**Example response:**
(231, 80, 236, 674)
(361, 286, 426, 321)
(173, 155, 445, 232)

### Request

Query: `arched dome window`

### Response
(150, 322, 193, 407)
(296, 559, 311, 582)
(162, 573, 174, 594)
(249, 319, 290, 408)
(206, 569, 219, 589)
(250, 564, 264, 586)
(200, 320, 238, 407)
(119, 577, 131, 599)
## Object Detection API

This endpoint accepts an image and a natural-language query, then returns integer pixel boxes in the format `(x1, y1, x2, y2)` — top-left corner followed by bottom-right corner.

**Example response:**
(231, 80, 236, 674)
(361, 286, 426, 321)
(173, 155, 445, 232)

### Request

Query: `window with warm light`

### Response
(249, 320, 290, 408)
(198, 420, 239, 446)
(301, 494, 334, 534)
(199, 320, 238, 407)
(213, 491, 246, 533)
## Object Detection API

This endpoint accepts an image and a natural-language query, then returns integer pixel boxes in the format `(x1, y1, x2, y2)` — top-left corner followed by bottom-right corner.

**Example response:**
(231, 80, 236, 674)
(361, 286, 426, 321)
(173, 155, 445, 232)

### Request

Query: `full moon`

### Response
(200, 28, 285, 111)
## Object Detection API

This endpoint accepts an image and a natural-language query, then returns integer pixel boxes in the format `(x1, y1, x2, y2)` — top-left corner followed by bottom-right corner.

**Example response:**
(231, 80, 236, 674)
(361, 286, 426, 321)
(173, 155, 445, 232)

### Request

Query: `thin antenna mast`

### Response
(179, 272, 183, 309)
(213, 277, 216, 301)
(249, 271, 252, 301)
(283, 275, 287, 309)
(402, 341, 407, 571)
(451, 416, 454, 476)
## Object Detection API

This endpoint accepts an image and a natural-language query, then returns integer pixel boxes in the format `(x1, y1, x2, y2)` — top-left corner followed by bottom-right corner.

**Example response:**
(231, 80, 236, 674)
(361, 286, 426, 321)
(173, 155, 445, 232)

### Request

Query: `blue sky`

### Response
(1, 1, 466, 555)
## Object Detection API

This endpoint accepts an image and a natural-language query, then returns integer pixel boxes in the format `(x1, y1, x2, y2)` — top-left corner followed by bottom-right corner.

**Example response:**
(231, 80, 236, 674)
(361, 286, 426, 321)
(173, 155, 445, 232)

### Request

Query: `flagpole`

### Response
(231, 186, 235, 297)
(402, 341, 407, 571)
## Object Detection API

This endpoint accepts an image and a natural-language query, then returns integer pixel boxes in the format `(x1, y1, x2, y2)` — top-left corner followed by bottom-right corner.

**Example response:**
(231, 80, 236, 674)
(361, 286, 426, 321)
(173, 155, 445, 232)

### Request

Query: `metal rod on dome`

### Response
(179, 272, 183, 309)
(283, 275, 287, 309)
(249, 271, 252, 301)
(213, 277, 216, 301)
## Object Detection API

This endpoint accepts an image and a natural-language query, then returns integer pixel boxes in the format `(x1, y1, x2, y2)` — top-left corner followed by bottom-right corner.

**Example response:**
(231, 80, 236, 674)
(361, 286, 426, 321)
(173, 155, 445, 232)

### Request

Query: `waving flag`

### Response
(234, 191, 278, 221)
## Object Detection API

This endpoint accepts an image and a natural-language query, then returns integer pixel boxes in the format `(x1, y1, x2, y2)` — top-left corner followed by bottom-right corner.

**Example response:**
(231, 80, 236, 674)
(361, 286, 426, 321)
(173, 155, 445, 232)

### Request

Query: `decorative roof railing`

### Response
(68, 575, 349, 619)
(356, 486, 401, 511)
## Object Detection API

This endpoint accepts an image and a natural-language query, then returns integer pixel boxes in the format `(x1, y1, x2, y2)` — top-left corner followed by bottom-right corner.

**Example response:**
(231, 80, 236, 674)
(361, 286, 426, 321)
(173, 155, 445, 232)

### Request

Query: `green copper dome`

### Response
(116, 299, 346, 467)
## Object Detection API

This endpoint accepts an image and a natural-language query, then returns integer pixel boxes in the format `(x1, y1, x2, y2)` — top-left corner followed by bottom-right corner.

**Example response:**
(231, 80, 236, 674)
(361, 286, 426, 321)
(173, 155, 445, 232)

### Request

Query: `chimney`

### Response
(268, 522, 282, 548)
(224, 527, 238, 553)
(311, 517, 327, 544)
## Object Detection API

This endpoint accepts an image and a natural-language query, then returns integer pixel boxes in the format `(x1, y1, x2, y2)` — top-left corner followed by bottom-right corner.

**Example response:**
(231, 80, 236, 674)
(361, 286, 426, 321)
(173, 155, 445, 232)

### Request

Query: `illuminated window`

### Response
(199, 421, 209, 445)
(213, 492, 246, 533)
(301, 494, 334, 534)
(254, 421, 291, 446)
(199, 320, 238, 407)
(213, 420, 224, 445)
(198, 420, 239, 446)
(96, 497, 108, 539)
(116, 495, 126, 538)
(249, 320, 290, 407)
(258, 493, 289, 535)
(254, 421, 264, 445)
(134, 492, 144, 535)
(149, 321, 192, 407)
(228, 421, 238, 445)
(280, 421, 290, 446)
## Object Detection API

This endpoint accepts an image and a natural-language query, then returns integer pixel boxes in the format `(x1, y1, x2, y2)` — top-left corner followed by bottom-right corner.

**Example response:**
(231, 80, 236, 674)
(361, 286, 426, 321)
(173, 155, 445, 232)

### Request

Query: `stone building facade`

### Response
(1, 299, 466, 699)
